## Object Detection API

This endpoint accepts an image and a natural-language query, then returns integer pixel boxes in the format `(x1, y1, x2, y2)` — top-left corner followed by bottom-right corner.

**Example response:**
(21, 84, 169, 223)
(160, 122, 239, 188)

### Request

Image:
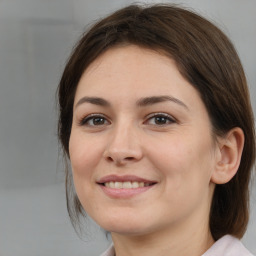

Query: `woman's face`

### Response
(69, 45, 218, 236)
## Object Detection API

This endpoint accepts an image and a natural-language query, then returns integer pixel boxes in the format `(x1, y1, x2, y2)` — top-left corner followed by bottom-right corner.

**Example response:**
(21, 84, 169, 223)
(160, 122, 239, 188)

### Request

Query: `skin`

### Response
(69, 45, 243, 256)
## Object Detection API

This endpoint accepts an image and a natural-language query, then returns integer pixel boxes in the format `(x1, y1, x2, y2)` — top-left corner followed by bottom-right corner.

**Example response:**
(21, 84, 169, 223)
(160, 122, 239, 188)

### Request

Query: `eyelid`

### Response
(77, 112, 176, 126)
(147, 112, 175, 119)
(78, 113, 110, 126)
(144, 112, 176, 124)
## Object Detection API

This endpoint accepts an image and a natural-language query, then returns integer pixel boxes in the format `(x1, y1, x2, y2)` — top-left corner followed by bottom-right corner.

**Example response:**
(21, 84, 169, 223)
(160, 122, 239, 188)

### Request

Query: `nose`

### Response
(103, 121, 143, 165)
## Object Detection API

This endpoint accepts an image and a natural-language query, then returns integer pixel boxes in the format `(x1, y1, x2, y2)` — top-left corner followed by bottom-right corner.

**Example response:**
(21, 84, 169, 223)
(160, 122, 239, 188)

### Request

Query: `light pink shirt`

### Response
(100, 235, 254, 256)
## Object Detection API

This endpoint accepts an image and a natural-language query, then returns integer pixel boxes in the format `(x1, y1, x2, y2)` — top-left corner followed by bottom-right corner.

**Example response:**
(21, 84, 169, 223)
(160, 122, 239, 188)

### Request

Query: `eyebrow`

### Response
(75, 95, 188, 110)
(75, 96, 110, 109)
(136, 95, 189, 110)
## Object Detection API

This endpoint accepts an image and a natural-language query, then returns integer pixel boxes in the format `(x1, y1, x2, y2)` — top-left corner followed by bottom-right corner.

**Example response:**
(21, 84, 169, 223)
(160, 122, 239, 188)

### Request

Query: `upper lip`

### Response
(97, 175, 157, 184)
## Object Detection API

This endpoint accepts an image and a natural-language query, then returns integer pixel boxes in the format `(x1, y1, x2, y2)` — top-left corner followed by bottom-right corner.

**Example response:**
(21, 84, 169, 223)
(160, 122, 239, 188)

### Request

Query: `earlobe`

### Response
(211, 127, 244, 184)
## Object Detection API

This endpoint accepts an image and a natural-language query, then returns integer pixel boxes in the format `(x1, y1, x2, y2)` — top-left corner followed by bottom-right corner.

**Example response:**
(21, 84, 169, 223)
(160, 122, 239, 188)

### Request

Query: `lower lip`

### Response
(99, 184, 155, 199)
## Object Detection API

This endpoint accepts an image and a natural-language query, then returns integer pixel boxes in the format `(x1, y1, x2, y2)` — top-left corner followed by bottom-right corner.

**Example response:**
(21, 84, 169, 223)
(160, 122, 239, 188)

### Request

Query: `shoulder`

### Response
(202, 235, 254, 256)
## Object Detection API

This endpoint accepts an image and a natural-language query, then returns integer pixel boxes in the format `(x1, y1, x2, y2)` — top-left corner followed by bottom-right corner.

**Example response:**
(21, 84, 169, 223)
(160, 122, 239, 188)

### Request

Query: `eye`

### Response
(79, 114, 110, 127)
(145, 113, 176, 126)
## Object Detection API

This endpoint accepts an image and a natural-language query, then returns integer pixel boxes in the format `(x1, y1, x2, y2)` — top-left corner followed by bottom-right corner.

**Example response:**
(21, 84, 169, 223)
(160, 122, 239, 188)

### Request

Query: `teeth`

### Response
(114, 182, 122, 189)
(104, 181, 151, 189)
(123, 181, 132, 189)
(132, 182, 139, 188)
(139, 182, 144, 187)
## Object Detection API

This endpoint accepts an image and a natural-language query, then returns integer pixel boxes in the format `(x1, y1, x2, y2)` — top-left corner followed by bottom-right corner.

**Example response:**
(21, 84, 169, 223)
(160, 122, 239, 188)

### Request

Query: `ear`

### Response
(211, 127, 244, 184)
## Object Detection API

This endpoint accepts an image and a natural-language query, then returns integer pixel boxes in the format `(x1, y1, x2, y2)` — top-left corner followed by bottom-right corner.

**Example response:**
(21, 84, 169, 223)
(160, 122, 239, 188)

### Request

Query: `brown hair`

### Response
(57, 4, 255, 240)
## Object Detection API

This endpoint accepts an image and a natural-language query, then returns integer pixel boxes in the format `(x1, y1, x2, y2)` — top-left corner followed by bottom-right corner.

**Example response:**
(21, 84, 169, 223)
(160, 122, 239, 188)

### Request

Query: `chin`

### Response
(107, 225, 151, 237)
(94, 213, 152, 236)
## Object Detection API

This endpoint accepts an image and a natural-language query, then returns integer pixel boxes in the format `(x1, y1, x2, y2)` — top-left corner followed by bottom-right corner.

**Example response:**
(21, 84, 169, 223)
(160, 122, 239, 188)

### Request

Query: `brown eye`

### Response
(91, 117, 106, 125)
(80, 115, 109, 126)
(146, 113, 176, 126)
(154, 116, 169, 125)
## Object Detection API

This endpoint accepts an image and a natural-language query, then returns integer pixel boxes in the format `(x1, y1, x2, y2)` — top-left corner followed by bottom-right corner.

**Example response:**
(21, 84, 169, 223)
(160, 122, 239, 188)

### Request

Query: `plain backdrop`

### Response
(0, 0, 255, 255)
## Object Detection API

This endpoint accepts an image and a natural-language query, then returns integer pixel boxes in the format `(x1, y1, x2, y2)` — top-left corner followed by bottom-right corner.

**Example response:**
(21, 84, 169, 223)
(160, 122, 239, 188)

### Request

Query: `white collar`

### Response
(100, 235, 254, 256)
(99, 243, 115, 256)
(202, 235, 253, 256)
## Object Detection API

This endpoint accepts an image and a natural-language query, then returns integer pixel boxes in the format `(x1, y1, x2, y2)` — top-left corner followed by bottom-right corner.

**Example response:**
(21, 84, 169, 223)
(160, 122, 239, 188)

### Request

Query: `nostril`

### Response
(105, 155, 135, 164)
(103, 148, 142, 164)
(106, 156, 113, 162)
(125, 157, 134, 161)
(106, 156, 134, 161)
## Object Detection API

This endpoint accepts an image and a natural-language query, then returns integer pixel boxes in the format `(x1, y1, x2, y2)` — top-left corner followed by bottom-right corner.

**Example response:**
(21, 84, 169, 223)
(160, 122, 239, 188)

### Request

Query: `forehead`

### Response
(75, 45, 196, 99)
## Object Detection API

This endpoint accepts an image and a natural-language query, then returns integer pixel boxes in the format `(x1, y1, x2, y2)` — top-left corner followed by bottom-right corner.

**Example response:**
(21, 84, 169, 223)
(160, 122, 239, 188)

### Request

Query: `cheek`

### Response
(147, 135, 192, 173)
(69, 131, 102, 211)
(147, 132, 214, 187)
(69, 131, 102, 177)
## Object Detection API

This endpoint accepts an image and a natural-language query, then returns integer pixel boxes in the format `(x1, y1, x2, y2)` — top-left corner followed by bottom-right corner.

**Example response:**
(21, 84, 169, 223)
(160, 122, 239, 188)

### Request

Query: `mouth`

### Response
(101, 181, 155, 189)
(97, 175, 157, 198)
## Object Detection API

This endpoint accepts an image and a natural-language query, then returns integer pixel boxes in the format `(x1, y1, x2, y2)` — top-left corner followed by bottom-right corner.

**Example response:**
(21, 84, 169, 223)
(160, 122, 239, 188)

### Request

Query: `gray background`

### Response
(0, 0, 255, 255)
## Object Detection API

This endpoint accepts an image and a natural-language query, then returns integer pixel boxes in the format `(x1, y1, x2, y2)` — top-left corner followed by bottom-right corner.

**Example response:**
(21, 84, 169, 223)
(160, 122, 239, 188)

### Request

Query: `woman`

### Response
(57, 4, 255, 256)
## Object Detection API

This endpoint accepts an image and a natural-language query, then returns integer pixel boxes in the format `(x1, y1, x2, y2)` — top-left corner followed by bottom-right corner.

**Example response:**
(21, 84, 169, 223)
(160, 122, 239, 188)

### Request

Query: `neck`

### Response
(111, 214, 214, 256)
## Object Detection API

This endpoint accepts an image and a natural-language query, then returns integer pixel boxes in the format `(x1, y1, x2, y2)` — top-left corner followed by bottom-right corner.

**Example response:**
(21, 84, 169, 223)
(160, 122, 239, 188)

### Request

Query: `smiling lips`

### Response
(97, 175, 157, 198)
(105, 181, 152, 189)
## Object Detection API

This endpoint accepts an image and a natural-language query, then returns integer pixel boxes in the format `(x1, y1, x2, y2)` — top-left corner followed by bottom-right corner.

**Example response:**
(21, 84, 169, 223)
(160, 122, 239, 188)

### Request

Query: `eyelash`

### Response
(144, 113, 176, 126)
(78, 113, 176, 127)
(79, 114, 110, 127)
